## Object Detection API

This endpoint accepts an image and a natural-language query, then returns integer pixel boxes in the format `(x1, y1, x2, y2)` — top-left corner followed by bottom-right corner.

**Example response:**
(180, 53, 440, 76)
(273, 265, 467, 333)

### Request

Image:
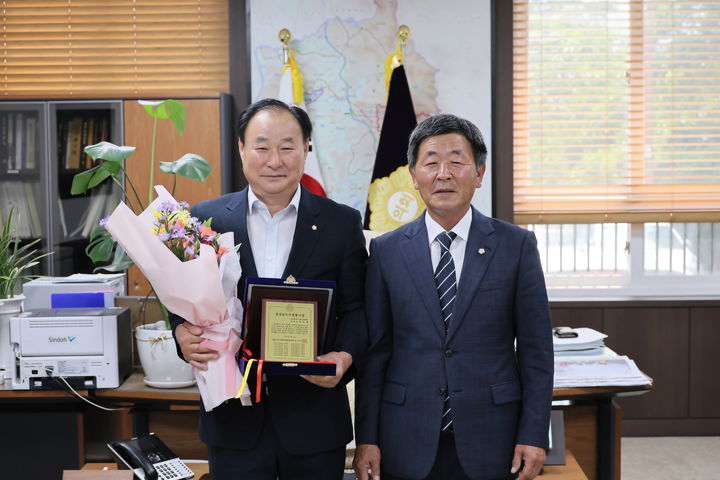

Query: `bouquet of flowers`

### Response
(103, 185, 250, 411)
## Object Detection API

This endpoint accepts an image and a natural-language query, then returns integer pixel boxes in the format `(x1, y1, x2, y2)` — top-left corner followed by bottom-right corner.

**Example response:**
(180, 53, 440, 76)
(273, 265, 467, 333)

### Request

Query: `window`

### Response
(513, 1, 720, 297)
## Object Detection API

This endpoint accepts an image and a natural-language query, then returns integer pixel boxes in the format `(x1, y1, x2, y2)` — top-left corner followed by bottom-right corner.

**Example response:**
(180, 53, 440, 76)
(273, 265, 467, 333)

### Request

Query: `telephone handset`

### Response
(107, 433, 194, 480)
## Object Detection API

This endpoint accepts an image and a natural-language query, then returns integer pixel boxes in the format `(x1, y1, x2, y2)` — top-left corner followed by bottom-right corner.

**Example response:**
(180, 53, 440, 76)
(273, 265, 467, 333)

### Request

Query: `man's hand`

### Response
(300, 351, 352, 388)
(175, 321, 218, 370)
(510, 444, 546, 480)
(353, 444, 381, 480)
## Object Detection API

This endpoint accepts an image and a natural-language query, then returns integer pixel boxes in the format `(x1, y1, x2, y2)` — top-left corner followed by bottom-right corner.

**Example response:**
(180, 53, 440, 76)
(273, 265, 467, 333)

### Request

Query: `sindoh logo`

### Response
(48, 336, 76, 343)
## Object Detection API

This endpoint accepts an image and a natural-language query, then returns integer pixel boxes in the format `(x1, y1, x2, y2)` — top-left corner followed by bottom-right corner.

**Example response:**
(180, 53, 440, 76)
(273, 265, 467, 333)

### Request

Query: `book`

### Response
(15, 112, 23, 170)
(67, 116, 83, 170)
(24, 182, 42, 237)
(25, 115, 37, 170)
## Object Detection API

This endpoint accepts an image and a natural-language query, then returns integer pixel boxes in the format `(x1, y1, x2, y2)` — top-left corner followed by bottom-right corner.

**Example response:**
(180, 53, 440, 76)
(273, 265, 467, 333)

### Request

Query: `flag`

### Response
(364, 63, 424, 232)
(278, 55, 327, 197)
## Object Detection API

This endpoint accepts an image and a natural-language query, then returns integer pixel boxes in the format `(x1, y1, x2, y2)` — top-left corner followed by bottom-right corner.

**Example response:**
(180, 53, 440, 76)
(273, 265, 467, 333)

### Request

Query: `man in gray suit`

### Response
(354, 114, 553, 480)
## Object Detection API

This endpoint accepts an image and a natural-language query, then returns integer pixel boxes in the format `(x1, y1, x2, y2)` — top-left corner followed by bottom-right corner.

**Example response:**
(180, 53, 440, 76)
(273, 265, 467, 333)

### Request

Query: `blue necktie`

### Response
(434, 231, 457, 432)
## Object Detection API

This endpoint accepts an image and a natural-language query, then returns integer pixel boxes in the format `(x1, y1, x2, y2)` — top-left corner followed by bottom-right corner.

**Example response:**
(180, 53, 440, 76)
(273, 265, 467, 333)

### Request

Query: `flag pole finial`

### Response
(397, 25, 410, 45)
(391, 25, 410, 69)
(279, 28, 291, 65)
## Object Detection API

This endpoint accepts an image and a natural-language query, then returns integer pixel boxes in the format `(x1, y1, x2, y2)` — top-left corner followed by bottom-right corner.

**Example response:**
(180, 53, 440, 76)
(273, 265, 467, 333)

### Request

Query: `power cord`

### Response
(44, 366, 128, 412)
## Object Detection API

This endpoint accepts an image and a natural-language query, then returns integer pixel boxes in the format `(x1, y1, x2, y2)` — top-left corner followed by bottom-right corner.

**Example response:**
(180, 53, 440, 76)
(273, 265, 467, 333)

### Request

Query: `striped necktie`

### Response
(434, 231, 457, 432)
(434, 231, 457, 330)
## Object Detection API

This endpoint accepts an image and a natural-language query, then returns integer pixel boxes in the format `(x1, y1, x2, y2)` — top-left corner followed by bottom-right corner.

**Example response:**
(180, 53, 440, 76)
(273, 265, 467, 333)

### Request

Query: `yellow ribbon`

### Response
(235, 358, 256, 399)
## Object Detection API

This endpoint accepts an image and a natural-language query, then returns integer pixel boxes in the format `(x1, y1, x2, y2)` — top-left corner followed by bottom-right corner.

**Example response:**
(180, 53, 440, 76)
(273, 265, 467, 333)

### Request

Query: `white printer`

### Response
(9, 307, 132, 390)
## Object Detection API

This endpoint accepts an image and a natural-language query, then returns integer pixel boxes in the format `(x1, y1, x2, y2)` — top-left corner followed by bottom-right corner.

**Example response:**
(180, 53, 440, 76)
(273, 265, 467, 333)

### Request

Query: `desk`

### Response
(96, 374, 650, 480)
(0, 385, 90, 478)
(553, 384, 652, 480)
(1, 374, 650, 480)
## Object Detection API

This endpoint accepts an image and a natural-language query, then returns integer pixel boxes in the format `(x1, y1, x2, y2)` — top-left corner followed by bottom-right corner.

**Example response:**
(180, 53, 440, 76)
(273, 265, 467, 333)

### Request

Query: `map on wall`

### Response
(250, 0, 492, 217)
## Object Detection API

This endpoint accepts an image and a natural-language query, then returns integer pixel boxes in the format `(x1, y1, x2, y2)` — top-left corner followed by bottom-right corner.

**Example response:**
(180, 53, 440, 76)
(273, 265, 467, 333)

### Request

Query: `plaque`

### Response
(261, 299, 317, 362)
(242, 277, 337, 375)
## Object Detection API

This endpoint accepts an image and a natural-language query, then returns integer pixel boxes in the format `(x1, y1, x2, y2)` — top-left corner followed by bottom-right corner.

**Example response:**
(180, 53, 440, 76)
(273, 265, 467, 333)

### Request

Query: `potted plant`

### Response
(0, 207, 51, 381)
(71, 99, 211, 388)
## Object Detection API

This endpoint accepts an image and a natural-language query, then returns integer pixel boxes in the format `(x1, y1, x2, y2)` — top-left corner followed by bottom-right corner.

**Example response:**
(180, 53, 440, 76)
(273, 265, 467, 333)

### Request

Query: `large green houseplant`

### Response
(71, 99, 211, 388)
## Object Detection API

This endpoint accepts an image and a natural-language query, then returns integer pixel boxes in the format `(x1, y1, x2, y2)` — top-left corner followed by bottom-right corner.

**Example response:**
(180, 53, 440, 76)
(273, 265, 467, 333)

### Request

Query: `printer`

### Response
(9, 307, 132, 390)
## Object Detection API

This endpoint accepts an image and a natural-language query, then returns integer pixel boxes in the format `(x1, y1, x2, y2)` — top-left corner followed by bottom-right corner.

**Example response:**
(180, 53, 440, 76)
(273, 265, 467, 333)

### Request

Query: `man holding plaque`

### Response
(354, 114, 553, 480)
(171, 98, 367, 480)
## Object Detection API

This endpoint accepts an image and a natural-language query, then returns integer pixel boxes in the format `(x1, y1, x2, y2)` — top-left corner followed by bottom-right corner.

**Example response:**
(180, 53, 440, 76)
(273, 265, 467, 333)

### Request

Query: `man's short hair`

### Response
(407, 113, 487, 169)
(236, 98, 312, 143)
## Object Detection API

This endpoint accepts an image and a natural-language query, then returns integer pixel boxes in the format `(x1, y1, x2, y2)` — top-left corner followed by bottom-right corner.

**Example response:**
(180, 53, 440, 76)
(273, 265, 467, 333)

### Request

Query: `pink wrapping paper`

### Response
(104, 186, 250, 410)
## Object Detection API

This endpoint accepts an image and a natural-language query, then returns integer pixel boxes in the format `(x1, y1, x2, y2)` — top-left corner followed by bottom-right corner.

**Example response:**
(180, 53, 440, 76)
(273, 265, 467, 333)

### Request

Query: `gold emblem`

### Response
(478, 248, 486, 255)
(368, 165, 425, 233)
(284, 275, 299, 285)
(311, 225, 317, 231)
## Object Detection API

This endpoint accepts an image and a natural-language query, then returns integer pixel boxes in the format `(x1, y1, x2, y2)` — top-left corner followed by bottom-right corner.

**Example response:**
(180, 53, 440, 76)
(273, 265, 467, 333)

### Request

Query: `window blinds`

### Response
(0, 0, 229, 98)
(513, 0, 720, 223)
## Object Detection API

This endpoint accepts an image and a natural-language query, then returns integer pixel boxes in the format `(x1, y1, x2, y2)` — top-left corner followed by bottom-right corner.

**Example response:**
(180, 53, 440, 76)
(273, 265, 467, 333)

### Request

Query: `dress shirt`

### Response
(425, 207, 472, 285)
(247, 186, 301, 278)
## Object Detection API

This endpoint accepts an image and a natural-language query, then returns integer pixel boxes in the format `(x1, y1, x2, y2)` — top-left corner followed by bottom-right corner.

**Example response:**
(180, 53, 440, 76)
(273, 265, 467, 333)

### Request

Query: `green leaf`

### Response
(85, 227, 115, 263)
(84, 141, 136, 164)
(139, 99, 168, 119)
(95, 245, 133, 273)
(139, 99, 186, 134)
(159, 154, 211, 181)
(71, 167, 100, 195)
(164, 99, 186, 135)
(71, 161, 123, 195)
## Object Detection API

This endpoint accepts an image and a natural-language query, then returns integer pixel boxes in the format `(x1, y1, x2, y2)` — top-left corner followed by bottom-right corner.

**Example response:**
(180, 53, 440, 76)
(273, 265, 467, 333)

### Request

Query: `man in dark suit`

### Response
(171, 98, 367, 480)
(354, 114, 553, 480)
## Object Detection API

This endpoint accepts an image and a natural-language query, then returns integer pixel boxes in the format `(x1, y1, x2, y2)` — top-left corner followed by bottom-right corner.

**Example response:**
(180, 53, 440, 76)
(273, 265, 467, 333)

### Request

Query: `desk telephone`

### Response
(107, 433, 194, 480)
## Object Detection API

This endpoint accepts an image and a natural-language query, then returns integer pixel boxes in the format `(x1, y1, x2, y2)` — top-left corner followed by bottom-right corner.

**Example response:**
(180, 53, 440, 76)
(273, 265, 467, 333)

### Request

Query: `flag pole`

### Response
(278, 28, 291, 66)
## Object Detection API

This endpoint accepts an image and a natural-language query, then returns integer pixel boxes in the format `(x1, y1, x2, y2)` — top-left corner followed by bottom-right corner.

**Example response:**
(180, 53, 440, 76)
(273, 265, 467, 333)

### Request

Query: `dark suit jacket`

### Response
(355, 208, 553, 480)
(170, 186, 367, 455)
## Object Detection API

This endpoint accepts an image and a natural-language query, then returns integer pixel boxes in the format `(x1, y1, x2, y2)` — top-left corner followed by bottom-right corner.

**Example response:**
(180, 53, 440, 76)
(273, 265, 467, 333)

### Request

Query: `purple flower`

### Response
(157, 232, 170, 242)
(99, 216, 109, 226)
(171, 227, 187, 239)
(178, 201, 189, 209)
(159, 201, 176, 212)
(184, 245, 196, 258)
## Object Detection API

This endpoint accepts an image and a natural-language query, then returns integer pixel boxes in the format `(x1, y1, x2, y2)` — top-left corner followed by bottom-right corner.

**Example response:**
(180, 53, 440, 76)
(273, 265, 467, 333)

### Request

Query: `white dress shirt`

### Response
(247, 187, 301, 278)
(425, 207, 472, 285)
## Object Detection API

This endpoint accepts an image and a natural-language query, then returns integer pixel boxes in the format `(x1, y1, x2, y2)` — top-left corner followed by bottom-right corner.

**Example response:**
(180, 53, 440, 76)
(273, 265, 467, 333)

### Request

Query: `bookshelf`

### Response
(49, 101, 123, 276)
(0, 100, 123, 276)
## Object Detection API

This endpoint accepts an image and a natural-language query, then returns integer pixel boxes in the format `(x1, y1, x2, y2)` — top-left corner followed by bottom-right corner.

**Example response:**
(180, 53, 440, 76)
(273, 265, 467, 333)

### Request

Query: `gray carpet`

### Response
(622, 436, 720, 479)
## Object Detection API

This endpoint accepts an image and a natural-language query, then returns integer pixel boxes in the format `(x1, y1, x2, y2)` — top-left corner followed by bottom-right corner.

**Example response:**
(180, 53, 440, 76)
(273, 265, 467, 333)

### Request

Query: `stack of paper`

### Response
(554, 355, 653, 388)
(553, 327, 607, 356)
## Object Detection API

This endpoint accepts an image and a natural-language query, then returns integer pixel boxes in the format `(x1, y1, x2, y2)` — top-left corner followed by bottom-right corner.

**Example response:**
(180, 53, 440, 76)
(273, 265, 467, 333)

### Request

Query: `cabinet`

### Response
(0, 96, 233, 281)
(0, 100, 123, 277)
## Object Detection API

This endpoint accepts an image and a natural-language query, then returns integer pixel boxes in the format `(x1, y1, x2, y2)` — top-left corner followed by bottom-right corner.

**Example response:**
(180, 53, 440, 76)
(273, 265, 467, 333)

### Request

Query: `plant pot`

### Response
(135, 320, 195, 388)
(0, 295, 24, 386)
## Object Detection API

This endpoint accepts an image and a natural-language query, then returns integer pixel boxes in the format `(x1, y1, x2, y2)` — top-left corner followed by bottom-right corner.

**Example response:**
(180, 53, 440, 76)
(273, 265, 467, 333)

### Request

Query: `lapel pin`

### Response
(311, 225, 317, 231)
(478, 248, 486, 255)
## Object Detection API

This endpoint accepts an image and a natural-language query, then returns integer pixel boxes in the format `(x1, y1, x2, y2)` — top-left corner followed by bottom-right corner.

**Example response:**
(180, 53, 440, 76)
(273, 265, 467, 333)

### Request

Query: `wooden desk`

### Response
(81, 461, 210, 479)
(1, 373, 650, 480)
(553, 384, 652, 480)
(543, 450, 589, 479)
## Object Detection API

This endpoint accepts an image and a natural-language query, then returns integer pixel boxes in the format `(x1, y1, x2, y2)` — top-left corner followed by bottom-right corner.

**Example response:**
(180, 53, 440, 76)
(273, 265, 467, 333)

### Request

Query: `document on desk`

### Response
(554, 355, 652, 388)
(553, 327, 607, 353)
